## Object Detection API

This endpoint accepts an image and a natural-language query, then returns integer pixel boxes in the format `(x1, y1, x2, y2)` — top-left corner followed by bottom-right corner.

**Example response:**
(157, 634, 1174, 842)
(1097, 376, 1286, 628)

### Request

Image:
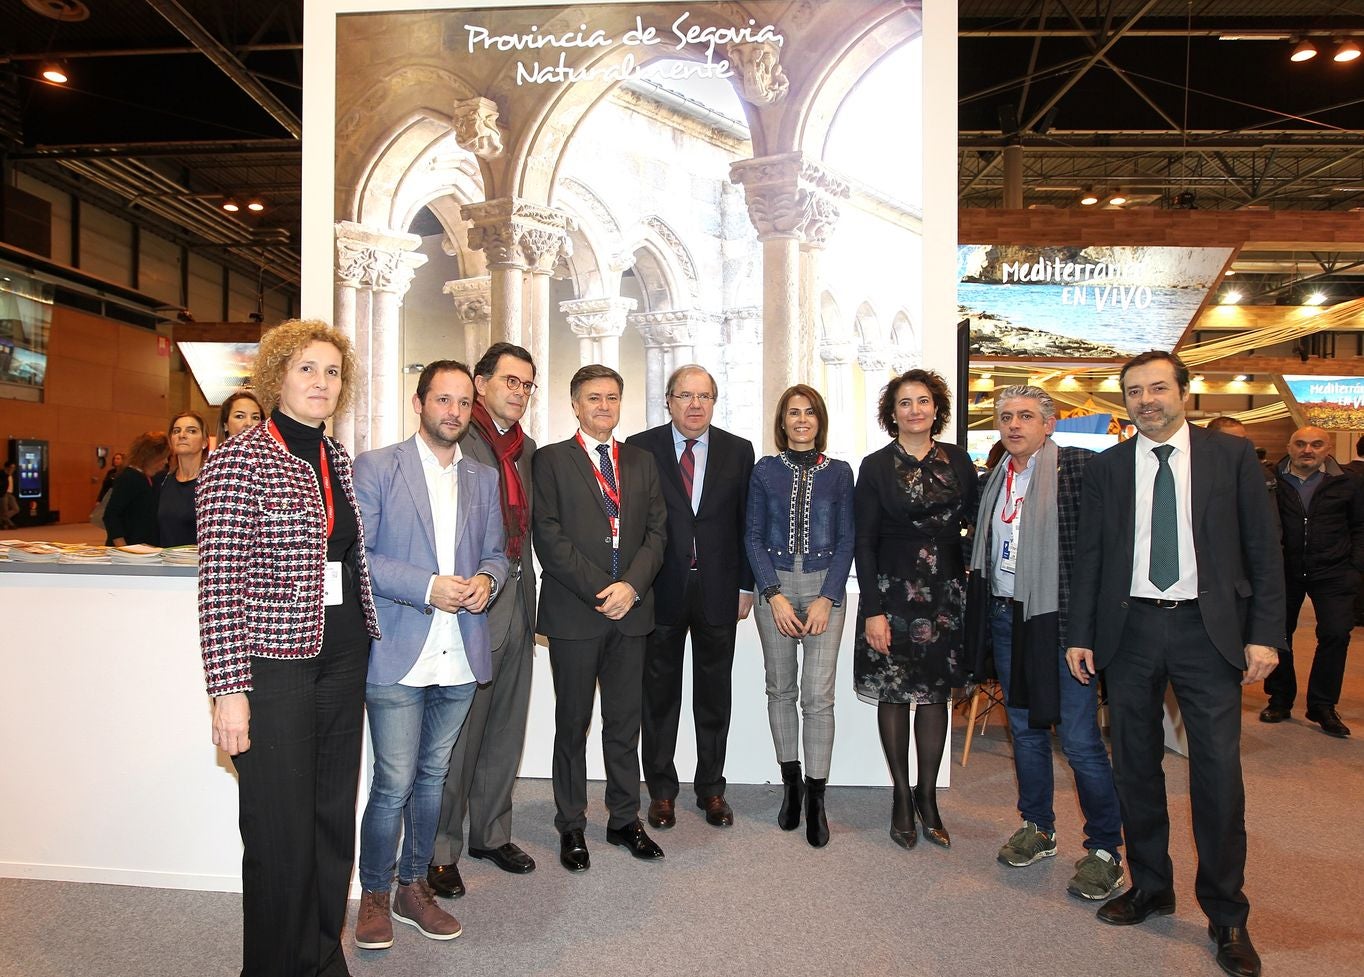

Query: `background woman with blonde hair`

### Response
(197, 319, 379, 977)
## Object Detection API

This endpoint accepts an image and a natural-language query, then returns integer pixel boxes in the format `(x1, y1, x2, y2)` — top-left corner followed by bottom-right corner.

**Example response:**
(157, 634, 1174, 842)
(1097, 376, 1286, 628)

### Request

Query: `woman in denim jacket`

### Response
(744, 384, 855, 848)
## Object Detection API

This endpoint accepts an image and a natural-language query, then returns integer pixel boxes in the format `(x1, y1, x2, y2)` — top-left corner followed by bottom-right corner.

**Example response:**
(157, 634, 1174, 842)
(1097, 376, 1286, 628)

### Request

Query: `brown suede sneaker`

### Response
(354, 889, 394, 949)
(392, 878, 463, 941)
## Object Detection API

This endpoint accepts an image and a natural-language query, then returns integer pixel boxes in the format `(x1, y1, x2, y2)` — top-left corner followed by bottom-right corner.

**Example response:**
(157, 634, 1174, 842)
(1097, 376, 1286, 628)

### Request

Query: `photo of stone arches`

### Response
(333, 1, 927, 458)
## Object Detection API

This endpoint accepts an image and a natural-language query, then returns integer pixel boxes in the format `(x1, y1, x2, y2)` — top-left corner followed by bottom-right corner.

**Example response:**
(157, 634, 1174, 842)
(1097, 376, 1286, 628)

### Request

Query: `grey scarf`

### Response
(969, 438, 1060, 620)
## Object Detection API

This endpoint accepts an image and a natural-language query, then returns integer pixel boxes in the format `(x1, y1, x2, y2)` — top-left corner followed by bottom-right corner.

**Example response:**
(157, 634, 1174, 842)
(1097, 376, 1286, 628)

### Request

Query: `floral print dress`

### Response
(853, 441, 976, 705)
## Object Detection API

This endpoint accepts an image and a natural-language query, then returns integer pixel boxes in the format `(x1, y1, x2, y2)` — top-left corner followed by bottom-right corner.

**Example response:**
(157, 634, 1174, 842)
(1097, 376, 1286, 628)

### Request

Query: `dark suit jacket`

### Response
(532, 435, 668, 639)
(461, 423, 538, 648)
(1069, 423, 1286, 670)
(626, 423, 755, 628)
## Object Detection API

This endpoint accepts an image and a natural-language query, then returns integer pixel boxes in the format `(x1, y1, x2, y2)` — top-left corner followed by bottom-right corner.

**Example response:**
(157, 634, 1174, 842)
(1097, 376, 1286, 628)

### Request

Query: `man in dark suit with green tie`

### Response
(1067, 351, 1284, 977)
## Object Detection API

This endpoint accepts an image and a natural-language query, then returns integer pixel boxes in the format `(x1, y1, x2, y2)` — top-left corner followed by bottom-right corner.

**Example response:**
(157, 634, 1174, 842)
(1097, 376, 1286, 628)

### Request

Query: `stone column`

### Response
(723, 307, 764, 449)
(561, 297, 636, 370)
(442, 276, 492, 371)
(523, 224, 570, 445)
(335, 220, 427, 453)
(628, 310, 722, 427)
(819, 339, 859, 460)
(729, 153, 850, 442)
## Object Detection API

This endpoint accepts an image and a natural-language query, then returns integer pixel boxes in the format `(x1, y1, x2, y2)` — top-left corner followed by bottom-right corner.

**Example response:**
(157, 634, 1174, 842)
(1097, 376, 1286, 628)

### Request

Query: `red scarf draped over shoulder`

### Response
(470, 400, 528, 561)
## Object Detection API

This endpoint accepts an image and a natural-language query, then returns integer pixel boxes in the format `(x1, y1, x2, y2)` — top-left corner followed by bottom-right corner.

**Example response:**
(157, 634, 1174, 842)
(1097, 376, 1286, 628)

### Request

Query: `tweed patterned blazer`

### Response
(197, 421, 379, 696)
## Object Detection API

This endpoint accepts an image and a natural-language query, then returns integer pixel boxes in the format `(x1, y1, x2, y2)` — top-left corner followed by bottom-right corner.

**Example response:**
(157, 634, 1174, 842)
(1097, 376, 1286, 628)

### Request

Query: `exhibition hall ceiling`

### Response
(2, 1, 1363, 304)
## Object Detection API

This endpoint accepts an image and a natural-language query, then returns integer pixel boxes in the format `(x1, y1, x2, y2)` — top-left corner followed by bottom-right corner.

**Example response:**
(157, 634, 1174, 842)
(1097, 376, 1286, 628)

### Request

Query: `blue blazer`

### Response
(353, 437, 508, 686)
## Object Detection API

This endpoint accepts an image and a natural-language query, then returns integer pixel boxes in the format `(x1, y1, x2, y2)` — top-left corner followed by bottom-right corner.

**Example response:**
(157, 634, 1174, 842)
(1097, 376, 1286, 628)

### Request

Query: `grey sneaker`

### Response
(392, 878, 463, 941)
(354, 889, 394, 949)
(1068, 849, 1125, 900)
(997, 821, 1057, 867)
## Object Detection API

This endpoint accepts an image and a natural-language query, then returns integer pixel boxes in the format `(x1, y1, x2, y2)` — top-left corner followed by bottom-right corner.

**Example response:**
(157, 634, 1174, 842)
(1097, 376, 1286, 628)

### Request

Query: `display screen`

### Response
(178, 342, 259, 405)
(959, 245, 1233, 359)
(0, 270, 54, 398)
(1281, 375, 1364, 429)
(15, 442, 44, 499)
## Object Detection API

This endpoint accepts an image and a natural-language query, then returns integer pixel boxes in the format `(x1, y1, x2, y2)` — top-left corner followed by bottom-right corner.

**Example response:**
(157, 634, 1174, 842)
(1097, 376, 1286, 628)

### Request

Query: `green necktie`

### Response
(1149, 444, 1179, 591)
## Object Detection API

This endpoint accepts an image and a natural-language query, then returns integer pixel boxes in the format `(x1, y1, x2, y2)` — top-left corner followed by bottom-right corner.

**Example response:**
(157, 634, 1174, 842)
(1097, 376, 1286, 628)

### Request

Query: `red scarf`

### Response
(471, 400, 528, 561)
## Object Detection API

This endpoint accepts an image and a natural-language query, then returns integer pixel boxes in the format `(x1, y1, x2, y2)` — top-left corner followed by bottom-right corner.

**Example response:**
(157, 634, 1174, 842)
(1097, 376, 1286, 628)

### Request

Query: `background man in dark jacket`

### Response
(1261, 425, 1364, 737)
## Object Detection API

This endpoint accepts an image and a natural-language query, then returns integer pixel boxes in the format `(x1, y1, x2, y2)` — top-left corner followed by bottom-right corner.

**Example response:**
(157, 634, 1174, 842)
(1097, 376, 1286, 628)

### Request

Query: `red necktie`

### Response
(679, 439, 697, 567)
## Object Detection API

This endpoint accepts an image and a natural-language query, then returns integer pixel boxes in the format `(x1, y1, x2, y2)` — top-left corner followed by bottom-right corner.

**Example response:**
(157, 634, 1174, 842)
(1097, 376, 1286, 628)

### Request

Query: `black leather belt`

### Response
(1130, 596, 1198, 609)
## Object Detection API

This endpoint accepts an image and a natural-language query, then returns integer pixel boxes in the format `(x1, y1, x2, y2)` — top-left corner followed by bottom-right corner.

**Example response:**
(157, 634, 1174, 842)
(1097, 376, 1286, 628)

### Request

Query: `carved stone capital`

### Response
(628, 309, 720, 348)
(461, 198, 571, 270)
(729, 154, 851, 243)
(726, 40, 789, 106)
(442, 276, 492, 325)
(561, 296, 637, 339)
(335, 220, 428, 294)
(856, 344, 891, 373)
(451, 96, 504, 159)
(888, 348, 921, 373)
(723, 307, 763, 345)
(819, 339, 859, 366)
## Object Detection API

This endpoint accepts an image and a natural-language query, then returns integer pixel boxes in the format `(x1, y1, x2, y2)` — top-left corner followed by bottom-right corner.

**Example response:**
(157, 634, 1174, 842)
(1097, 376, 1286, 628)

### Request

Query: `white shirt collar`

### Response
(578, 429, 614, 451)
(413, 432, 461, 472)
(671, 423, 709, 448)
(1135, 418, 1190, 457)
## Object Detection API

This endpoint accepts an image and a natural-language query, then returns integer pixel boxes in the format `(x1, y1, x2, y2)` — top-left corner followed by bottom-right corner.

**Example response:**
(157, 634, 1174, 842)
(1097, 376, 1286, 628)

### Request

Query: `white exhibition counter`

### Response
(0, 564, 946, 892)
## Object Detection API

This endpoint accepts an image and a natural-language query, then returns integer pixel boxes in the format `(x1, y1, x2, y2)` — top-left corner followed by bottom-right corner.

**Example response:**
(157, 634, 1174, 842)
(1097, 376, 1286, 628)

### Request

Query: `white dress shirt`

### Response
(401, 435, 475, 687)
(671, 424, 709, 514)
(990, 450, 1036, 599)
(579, 429, 618, 493)
(1130, 421, 1198, 599)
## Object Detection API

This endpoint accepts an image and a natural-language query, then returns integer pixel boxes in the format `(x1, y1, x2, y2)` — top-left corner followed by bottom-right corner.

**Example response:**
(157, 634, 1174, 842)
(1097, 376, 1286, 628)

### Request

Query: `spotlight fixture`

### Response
(1232, 375, 1249, 382)
(1192, 375, 1206, 383)
(1304, 291, 1327, 305)
(246, 199, 265, 213)
(1107, 192, 1127, 206)
(1334, 39, 1361, 62)
(978, 372, 992, 380)
(221, 198, 241, 213)
(1079, 187, 1099, 206)
(1221, 289, 1242, 305)
(1291, 38, 1318, 62)
(1224, 268, 1236, 276)
(39, 60, 69, 84)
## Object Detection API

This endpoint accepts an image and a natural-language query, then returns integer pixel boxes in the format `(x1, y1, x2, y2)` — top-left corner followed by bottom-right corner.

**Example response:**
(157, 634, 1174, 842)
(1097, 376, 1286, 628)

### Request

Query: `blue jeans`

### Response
(989, 598, 1123, 856)
(359, 681, 476, 890)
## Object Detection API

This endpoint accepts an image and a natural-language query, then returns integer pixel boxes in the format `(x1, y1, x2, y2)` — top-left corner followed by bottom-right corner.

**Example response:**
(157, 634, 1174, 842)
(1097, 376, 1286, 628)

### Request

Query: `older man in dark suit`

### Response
(1067, 351, 1284, 977)
(533, 364, 668, 872)
(627, 364, 755, 831)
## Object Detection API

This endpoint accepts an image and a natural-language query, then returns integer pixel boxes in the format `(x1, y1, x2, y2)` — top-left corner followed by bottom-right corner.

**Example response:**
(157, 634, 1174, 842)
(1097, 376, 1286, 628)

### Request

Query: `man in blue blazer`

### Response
(351, 360, 507, 952)
(1067, 351, 1283, 977)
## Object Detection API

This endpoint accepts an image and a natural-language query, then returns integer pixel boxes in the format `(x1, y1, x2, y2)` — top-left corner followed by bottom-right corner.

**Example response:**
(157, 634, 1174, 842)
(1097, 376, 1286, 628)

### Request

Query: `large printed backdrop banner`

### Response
(312, 0, 960, 787)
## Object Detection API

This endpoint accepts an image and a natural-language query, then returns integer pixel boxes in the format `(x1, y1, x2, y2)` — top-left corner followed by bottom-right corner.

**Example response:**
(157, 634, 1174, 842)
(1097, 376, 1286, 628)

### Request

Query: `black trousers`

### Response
(1105, 600, 1250, 927)
(641, 571, 738, 800)
(549, 629, 645, 833)
(1265, 571, 1359, 709)
(232, 629, 369, 977)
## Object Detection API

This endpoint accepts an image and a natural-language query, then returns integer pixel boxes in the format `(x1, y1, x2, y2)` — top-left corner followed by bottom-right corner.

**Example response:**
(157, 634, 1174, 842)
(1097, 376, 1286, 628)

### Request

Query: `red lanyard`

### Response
(1000, 461, 1024, 524)
(268, 420, 335, 537)
(576, 432, 621, 539)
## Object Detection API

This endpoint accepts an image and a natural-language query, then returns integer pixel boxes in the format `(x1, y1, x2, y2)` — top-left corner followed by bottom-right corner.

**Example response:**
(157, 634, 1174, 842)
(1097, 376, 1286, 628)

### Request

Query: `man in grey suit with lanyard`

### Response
(1067, 350, 1284, 977)
(429, 343, 539, 899)
(533, 364, 668, 872)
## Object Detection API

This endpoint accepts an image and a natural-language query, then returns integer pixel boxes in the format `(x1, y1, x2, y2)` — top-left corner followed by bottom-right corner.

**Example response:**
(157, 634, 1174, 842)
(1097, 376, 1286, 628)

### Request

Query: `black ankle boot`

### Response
(890, 785, 917, 850)
(778, 760, 803, 831)
(805, 776, 829, 848)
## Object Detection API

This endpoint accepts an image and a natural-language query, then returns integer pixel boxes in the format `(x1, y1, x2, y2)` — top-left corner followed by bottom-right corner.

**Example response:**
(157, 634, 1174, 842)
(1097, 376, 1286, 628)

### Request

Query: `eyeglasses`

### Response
(670, 392, 715, 404)
(496, 375, 537, 395)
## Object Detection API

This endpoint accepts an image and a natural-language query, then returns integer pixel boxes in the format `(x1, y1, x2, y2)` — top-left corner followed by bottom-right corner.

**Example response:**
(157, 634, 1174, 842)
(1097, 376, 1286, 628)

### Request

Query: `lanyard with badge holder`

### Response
(998, 460, 1024, 574)
(576, 431, 622, 574)
(268, 419, 342, 604)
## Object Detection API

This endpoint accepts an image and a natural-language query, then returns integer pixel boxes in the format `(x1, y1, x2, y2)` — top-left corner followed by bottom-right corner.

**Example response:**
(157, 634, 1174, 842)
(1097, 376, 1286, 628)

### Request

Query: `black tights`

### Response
(877, 701, 948, 824)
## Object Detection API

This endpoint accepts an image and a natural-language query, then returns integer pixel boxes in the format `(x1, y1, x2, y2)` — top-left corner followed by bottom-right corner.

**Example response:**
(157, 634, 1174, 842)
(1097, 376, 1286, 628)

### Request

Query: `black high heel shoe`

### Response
(890, 785, 917, 850)
(912, 783, 950, 848)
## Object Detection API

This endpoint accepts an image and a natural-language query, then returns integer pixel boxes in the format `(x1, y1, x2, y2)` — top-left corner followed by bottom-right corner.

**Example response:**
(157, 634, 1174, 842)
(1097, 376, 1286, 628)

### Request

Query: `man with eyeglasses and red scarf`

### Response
(429, 342, 540, 899)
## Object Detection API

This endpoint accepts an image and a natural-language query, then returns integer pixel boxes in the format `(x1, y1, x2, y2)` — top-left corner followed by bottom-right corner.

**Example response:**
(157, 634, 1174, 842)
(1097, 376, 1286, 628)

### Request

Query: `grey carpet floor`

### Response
(4, 621, 1362, 977)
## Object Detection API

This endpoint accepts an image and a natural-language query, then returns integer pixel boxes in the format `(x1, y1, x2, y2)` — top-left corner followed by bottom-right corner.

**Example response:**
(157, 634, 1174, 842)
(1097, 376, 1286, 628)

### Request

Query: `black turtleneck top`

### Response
(270, 408, 363, 619)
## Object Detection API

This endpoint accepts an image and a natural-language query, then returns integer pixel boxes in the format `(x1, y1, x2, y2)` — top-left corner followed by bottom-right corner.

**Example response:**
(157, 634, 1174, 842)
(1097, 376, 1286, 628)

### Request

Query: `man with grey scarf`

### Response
(965, 385, 1124, 901)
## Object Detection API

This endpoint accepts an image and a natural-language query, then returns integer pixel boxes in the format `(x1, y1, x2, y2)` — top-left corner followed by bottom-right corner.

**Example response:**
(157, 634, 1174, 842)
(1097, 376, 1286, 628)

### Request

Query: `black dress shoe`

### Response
(647, 797, 676, 829)
(889, 786, 917, 850)
(1097, 886, 1176, 925)
(1258, 703, 1291, 724)
(912, 784, 950, 849)
(1208, 924, 1262, 977)
(468, 842, 536, 874)
(697, 794, 734, 827)
(559, 829, 590, 873)
(605, 820, 665, 860)
(426, 863, 465, 899)
(1305, 704, 1351, 737)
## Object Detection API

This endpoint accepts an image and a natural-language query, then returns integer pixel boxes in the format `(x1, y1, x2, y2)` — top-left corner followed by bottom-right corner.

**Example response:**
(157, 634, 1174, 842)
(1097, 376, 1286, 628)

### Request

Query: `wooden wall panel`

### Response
(959, 210, 1364, 249)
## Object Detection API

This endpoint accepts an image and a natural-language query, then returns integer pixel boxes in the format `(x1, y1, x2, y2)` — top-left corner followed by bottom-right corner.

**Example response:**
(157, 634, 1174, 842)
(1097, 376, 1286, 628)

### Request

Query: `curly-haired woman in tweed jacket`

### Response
(197, 319, 379, 977)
